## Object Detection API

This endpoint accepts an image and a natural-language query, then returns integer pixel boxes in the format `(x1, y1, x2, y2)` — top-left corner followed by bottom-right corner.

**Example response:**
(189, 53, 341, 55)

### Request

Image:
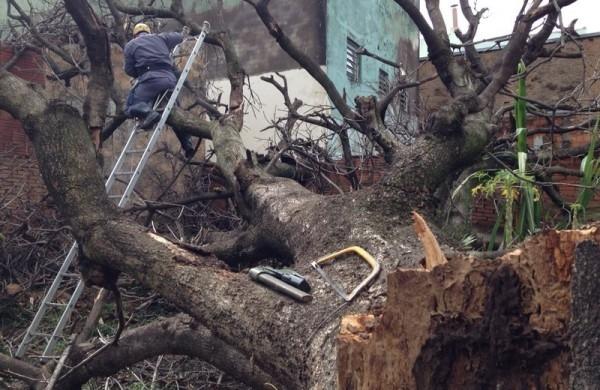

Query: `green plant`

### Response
(571, 117, 600, 227)
(468, 62, 541, 249)
(514, 61, 541, 239)
(459, 234, 477, 250)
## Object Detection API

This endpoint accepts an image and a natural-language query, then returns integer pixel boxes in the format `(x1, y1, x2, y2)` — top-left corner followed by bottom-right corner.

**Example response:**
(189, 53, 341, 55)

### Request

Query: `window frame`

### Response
(346, 37, 361, 83)
(378, 68, 390, 96)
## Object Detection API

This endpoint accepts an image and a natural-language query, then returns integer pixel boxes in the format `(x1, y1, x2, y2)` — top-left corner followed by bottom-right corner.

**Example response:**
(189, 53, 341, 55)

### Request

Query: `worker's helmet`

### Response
(133, 23, 151, 36)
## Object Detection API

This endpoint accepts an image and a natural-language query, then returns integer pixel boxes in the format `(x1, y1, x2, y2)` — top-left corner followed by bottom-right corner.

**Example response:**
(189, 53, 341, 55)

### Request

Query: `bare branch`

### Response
(378, 74, 437, 120)
(455, 0, 488, 42)
(454, 1, 490, 82)
(357, 46, 401, 69)
(522, 11, 559, 65)
(7, 0, 80, 66)
(128, 192, 234, 212)
(108, 0, 180, 19)
(392, 0, 450, 80)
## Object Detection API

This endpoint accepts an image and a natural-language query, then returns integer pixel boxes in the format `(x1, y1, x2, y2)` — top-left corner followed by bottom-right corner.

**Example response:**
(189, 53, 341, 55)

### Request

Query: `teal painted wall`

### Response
(325, 0, 419, 153)
(326, 0, 418, 101)
(183, 0, 241, 13)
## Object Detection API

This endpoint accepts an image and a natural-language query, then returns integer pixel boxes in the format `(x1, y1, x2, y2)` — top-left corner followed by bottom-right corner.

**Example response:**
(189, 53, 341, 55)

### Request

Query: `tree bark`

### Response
(570, 241, 600, 389)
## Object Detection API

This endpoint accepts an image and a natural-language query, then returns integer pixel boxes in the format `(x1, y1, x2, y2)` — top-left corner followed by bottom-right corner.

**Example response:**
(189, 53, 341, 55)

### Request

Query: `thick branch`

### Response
(58, 315, 279, 389)
(392, 0, 444, 56)
(523, 12, 559, 65)
(64, 0, 113, 130)
(456, 0, 487, 42)
(455, 1, 490, 83)
(109, 0, 179, 19)
(527, 0, 577, 22)
(425, 0, 450, 41)
(0, 354, 45, 388)
(104, 0, 128, 48)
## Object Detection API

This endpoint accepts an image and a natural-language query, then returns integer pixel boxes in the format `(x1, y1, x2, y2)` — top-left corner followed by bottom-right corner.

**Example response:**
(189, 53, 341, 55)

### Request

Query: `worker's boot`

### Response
(175, 130, 195, 159)
(184, 146, 195, 159)
(127, 102, 160, 130)
(140, 111, 161, 130)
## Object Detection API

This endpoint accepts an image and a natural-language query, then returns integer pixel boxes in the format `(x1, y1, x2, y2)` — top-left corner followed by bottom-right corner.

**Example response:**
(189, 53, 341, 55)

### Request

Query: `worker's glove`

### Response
(181, 25, 191, 37)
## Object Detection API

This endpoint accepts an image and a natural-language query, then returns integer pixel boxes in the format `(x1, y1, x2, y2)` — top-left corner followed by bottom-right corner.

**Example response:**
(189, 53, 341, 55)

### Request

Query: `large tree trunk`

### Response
(0, 68, 499, 388)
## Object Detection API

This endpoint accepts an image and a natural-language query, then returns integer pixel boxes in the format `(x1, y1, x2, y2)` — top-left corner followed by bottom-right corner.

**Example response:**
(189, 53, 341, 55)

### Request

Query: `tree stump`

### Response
(337, 227, 600, 389)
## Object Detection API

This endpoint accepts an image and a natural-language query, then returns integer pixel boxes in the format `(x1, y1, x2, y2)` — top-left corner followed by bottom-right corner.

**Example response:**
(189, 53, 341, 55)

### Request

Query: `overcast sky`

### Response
(419, 0, 599, 44)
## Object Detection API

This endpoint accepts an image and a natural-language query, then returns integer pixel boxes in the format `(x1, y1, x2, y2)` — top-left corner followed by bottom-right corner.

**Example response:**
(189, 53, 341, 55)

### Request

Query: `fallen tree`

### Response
(0, 0, 596, 389)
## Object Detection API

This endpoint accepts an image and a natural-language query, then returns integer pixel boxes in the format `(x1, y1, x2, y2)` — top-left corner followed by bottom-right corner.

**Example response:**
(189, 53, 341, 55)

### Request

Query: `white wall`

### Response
(207, 67, 331, 154)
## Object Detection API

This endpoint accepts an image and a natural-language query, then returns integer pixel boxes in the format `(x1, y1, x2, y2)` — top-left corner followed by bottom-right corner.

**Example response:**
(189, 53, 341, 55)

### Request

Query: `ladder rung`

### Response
(45, 302, 67, 307)
(109, 194, 123, 199)
(31, 332, 51, 338)
(126, 149, 145, 154)
(62, 273, 80, 278)
(31, 354, 62, 360)
(115, 171, 135, 175)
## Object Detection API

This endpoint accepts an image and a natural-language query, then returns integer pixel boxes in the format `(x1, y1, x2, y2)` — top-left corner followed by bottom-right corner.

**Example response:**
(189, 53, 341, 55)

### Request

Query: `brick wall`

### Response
(306, 156, 388, 194)
(419, 34, 600, 230)
(0, 46, 46, 207)
(470, 115, 600, 229)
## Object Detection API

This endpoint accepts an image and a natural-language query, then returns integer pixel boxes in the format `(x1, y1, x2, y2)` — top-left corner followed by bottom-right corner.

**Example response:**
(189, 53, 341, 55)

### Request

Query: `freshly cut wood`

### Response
(412, 211, 447, 270)
(5, 283, 22, 296)
(337, 227, 600, 389)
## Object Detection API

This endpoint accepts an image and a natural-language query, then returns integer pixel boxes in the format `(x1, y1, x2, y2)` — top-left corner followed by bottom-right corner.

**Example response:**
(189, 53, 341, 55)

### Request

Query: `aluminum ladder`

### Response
(16, 21, 210, 359)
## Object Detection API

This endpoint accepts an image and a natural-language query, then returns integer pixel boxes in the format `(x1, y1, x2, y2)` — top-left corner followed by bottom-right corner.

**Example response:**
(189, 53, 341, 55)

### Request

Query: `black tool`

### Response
(249, 266, 312, 302)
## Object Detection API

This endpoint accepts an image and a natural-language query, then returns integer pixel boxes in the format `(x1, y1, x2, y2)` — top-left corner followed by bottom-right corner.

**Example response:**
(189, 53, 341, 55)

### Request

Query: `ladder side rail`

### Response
(42, 279, 85, 358)
(15, 243, 79, 358)
(105, 124, 140, 191)
(118, 27, 209, 208)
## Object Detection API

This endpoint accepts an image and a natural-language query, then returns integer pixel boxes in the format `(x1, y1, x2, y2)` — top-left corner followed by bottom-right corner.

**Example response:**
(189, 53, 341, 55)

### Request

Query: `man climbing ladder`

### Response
(16, 21, 210, 360)
(111, 23, 195, 158)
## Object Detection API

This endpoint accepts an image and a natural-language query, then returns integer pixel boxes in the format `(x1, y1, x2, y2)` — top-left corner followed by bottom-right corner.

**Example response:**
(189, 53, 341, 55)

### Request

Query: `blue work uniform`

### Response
(124, 31, 181, 110)
(122, 32, 193, 153)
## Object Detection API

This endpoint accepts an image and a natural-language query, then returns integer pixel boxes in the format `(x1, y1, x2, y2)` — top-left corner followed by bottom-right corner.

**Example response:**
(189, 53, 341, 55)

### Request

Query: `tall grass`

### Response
(469, 61, 540, 249)
(514, 61, 541, 240)
(571, 117, 600, 228)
